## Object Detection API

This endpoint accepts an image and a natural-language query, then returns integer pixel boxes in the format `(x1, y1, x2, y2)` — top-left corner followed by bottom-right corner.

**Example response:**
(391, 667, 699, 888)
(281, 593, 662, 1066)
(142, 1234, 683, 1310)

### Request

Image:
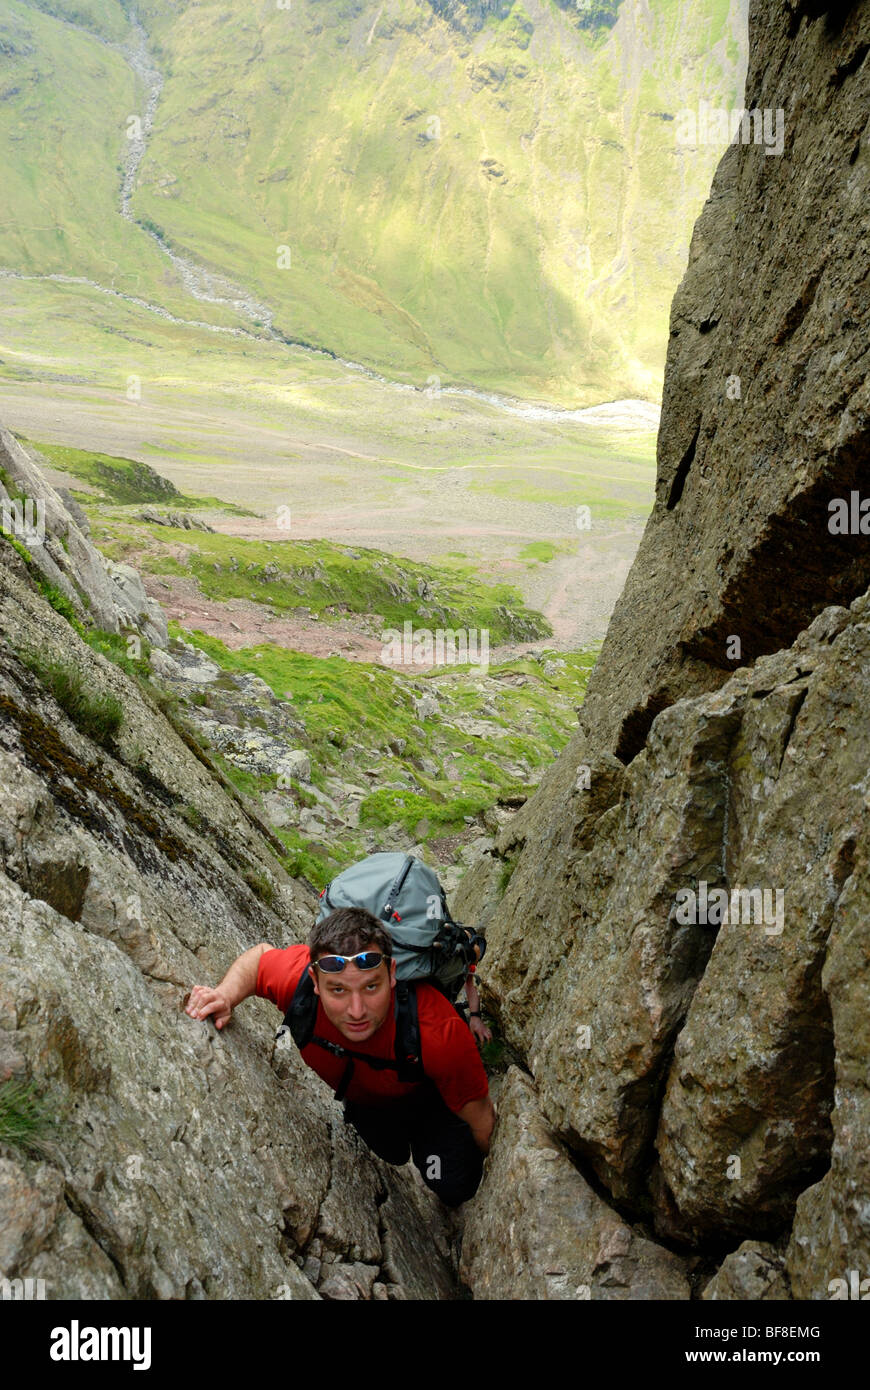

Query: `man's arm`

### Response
(464, 975, 492, 1048)
(185, 942, 273, 1030)
(456, 1094, 496, 1154)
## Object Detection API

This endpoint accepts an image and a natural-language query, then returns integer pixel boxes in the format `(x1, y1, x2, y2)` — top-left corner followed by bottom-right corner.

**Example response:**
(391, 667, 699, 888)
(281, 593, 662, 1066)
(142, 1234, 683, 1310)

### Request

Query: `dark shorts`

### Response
(343, 1082, 484, 1208)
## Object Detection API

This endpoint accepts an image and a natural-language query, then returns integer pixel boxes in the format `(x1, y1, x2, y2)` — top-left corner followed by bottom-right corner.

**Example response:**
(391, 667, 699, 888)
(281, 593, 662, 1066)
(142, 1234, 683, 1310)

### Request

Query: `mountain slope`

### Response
(1, 0, 749, 402)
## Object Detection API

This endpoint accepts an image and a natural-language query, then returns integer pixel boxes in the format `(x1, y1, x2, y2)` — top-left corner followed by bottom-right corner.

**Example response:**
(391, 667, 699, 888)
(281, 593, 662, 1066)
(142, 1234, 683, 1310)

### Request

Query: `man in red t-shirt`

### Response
(185, 907, 494, 1207)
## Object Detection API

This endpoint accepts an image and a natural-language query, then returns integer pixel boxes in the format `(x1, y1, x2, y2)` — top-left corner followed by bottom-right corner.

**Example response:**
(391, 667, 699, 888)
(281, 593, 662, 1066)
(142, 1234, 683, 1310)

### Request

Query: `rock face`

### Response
(427, 0, 508, 29)
(579, 0, 870, 762)
(456, 0, 870, 1297)
(652, 603, 864, 1244)
(0, 427, 167, 648)
(0, 542, 458, 1300)
(103, 560, 168, 650)
(784, 827, 870, 1300)
(137, 508, 215, 532)
(461, 594, 868, 1260)
(702, 1241, 791, 1301)
(461, 1069, 691, 1300)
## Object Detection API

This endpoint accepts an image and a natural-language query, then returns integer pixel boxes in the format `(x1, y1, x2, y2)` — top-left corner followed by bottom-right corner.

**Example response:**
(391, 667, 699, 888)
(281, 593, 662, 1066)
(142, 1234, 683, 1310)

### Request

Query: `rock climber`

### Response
(185, 906, 495, 1207)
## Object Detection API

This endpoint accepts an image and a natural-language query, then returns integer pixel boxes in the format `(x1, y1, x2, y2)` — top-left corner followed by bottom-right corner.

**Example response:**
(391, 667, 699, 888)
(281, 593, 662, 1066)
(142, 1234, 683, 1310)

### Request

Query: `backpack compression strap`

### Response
(380, 855, 416, 922)
(281, 969, 424, 1101)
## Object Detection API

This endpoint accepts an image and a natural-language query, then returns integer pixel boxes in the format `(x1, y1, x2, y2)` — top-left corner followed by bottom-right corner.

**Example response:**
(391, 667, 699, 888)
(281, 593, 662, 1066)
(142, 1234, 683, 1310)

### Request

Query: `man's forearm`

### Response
(217, 942, 272, 1009)
(457, 1096, 496, 1154)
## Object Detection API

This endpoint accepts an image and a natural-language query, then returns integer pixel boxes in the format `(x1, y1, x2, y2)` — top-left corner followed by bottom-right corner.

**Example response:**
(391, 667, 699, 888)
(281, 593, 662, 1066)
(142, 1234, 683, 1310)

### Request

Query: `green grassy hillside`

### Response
(0, 0, 748, 403)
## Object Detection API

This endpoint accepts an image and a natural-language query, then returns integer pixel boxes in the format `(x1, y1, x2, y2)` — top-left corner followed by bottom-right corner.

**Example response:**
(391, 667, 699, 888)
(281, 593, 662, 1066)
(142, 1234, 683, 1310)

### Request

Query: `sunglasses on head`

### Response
(313, 950, 389, 973)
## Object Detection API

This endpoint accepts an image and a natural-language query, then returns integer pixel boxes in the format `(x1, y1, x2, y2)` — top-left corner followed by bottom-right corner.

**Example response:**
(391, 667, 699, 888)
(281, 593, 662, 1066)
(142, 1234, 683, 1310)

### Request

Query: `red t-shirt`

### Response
(256, 945, 489, 1113)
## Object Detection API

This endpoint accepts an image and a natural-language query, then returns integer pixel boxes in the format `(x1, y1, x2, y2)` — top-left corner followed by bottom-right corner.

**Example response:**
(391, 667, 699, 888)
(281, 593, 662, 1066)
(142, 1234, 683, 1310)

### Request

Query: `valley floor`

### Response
(0, 375, 655, 655)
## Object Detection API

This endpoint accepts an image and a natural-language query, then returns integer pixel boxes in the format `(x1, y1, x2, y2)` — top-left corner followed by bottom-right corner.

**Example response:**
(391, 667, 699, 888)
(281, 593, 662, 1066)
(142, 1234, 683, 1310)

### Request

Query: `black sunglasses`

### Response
(313, 950, 389, 973)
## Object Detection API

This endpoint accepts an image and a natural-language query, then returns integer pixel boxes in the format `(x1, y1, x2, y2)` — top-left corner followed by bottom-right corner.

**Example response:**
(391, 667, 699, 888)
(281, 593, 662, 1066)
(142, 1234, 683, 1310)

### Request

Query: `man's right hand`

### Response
(184, 944, 272, 1031)
(185, 985, 232, 1030)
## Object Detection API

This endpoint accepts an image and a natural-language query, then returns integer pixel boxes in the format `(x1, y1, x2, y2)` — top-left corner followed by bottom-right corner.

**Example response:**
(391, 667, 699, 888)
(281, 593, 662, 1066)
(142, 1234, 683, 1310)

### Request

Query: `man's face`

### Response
(309, 943, 396, 1043)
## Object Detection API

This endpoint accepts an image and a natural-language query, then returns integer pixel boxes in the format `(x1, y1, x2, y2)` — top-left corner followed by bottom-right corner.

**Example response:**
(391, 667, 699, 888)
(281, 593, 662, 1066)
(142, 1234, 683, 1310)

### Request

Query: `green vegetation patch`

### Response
(168, 625, 597, 886)
(518, 540, 574, 564)
(358, 786, 493, 837)
(272, 827, 338, 889)
(169, 628, 418, 763)
(117, 525, 551, 644)
(82, 628, 152, 680)
(21, 651, 124, 746)
(20, 439, 253, 515)
(0, 465, 27, 505)
(0, 525, 36, 568)
(26, 439, 182, 505)
(0, 1078, 55, 1156)
(36, 580, 82, 629)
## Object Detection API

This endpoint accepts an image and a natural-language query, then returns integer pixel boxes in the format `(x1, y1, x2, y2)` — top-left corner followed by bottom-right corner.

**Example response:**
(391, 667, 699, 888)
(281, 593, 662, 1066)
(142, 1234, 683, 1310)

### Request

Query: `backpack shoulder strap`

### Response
(281, 970, 425, 1091)
(281, 963, 318, 1050)
(394, 979, 424, 1084)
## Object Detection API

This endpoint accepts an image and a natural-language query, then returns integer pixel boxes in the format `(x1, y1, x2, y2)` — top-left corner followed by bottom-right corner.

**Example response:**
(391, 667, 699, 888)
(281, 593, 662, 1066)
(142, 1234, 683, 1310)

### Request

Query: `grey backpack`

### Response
(315, 851, 485, 998)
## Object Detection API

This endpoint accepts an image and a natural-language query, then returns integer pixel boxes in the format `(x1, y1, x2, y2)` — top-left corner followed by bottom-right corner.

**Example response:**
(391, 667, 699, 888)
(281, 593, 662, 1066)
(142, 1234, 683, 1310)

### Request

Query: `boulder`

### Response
(168, 639, 222, 683)
(702, 1242, 790, 1301)
(103, 559, 169, 650)
(277, 750, 312, 784)
(460, 1069, 691, 1300)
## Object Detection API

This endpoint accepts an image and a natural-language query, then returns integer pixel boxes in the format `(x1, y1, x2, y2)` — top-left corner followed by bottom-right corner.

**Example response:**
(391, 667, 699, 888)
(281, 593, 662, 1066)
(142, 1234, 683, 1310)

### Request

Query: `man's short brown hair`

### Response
(308, 907, 393, 963)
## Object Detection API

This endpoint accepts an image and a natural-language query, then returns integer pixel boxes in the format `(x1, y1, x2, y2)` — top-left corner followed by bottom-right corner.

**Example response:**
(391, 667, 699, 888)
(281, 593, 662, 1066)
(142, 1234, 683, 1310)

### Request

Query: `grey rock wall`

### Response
(0, 542, 458, 1300)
